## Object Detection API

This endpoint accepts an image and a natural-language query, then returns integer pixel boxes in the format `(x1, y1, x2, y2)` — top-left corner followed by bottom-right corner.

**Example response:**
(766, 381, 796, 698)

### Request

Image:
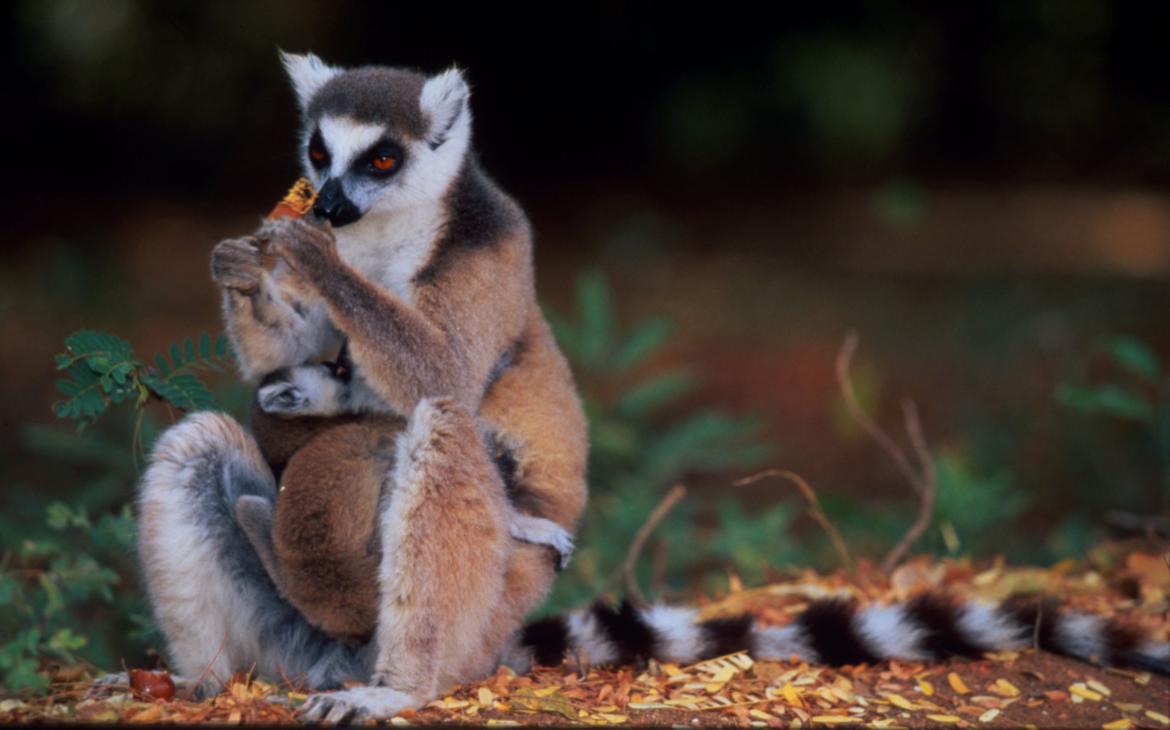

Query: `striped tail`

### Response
(503, 594, 1169, 676)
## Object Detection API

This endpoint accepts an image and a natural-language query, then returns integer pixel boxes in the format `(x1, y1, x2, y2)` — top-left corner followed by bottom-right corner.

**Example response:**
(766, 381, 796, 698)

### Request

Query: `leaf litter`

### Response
(2, 549, 1167, 726)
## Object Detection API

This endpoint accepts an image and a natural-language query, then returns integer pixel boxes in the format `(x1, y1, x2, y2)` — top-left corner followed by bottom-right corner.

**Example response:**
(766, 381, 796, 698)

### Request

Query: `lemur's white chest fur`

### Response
(333, 201, 445, 301)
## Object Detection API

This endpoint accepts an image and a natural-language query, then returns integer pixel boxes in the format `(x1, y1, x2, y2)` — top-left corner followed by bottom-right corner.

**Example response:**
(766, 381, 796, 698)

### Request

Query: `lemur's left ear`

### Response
(279, 50, 340, 109)
(420, 67, 470, 150)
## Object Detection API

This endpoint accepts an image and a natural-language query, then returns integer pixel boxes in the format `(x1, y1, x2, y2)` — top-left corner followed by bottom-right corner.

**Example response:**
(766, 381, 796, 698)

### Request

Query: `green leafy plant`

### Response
(1057, 336, 1162, 424)
(1054, 335, 1169, 548)
(0, 502, 149, 691)
(0, 329, 236, 691)
(54, 330, 231, 429)
(545, 270, 774, 609)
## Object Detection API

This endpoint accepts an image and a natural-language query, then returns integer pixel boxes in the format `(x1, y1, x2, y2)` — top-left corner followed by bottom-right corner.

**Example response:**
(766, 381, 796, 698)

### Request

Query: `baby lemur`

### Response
(236, 345, 574, 643)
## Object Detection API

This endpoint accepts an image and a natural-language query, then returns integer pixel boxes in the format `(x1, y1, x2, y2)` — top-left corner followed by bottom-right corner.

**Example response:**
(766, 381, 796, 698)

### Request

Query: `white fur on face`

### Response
(315, 116, 388, 185)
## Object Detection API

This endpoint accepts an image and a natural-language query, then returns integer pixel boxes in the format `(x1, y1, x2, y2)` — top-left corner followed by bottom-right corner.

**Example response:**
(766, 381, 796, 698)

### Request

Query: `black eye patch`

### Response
(357, 138, 406, 177)
(308, 129, 330, 169)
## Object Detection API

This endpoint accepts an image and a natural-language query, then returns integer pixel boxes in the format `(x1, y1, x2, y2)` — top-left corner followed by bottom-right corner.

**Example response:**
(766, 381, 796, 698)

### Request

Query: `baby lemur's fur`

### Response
(237, 349, 574, 643)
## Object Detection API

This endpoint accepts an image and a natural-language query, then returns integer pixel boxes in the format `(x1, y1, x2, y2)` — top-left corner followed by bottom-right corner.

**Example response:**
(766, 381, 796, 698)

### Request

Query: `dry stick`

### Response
(602, 483, 687, 605)
(835, 331, 938, 573)
(881, 400, 938, 573)
(733, 469, 853, 572)
(836, 332, 926, 495)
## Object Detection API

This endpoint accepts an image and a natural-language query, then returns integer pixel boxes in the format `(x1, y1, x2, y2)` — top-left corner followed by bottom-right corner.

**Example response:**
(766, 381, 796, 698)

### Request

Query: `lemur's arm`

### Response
(212, 233, 339, 381)
(267, 218, 528, 414)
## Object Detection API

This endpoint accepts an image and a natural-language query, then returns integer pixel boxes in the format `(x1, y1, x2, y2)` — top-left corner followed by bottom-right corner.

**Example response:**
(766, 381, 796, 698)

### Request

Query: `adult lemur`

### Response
(137, 53, 1168, 723)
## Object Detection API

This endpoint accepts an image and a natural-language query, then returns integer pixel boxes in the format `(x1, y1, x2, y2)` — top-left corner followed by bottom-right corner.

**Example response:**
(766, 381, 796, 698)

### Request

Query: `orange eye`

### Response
(372, 155, 397, 172)
(310, 148, 327, 162)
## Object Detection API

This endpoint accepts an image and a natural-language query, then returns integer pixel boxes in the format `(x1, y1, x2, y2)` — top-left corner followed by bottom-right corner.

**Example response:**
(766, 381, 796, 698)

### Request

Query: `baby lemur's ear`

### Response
(279, 50, 340, 109)
(420, 67, 470, 150)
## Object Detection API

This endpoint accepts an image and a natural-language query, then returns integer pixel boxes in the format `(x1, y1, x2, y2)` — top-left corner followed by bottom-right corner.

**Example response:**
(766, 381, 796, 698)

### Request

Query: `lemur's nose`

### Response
(313, 179, 361, 227)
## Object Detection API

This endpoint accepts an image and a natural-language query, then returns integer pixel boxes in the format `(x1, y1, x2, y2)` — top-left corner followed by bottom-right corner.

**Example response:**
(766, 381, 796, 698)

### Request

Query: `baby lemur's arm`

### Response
(267, 216, 531, 415)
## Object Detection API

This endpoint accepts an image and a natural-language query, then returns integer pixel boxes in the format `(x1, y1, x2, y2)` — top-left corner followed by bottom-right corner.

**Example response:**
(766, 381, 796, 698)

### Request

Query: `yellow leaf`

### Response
(1070, 683, 1103, 702)
(979, 708, 1001, 723)
(1102, 720, 1132, 730)
(917, 679, 935, 697)
(1086, 679, 1111, 697)
(992, 679, 1020, 698)
(707, 666, 737, 683)
(128, 706, 163, 724)
(486, 721, 520, 727)
(948, 673, 971, 695)
(782, 682, 803, 707)
(478, 687, 495, 705)
(811, 716, 853, 724)
(533, 685, 562, 697)
(749, 709, 774, 721)
(661, 663, 682, 677)
(599, 713, 628, 724)
(887, 693, 917, 710)
(1147, 711, 1170, 726)
(928, 715, 961, 724)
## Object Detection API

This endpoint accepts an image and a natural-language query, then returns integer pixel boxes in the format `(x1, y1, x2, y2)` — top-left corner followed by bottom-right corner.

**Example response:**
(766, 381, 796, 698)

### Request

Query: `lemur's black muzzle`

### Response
(313, 179, 362, 227)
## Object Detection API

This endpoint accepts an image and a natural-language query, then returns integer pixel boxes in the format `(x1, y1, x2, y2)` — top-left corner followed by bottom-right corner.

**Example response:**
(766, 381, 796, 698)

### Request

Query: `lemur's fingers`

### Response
(509, 513, 575, 571)
(211, 237, 263, 292)
(264, 218, 340, 280)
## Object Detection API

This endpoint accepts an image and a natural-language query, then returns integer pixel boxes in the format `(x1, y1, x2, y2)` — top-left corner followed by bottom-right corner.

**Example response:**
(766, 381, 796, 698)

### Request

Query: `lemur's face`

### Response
(281, 53, 471, 227)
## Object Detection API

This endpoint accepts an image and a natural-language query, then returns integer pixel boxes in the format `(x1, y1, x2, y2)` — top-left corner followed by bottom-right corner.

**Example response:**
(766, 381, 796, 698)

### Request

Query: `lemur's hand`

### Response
(264, 217, 342, 285)
(211, 237, 263, 293)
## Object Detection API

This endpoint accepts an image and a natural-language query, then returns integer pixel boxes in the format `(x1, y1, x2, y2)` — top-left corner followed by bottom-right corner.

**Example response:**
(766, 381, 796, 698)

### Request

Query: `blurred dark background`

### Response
(2, 0, 1169, 678)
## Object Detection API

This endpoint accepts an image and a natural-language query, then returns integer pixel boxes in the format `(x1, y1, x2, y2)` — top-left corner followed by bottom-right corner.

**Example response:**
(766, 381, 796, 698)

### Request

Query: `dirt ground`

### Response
(2, 550, 1167, 728)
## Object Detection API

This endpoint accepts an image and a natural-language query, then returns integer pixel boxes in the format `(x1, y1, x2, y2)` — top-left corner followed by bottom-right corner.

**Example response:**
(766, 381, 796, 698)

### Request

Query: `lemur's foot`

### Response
(300, 687, 419, 724)
(510, 513, 575, 571)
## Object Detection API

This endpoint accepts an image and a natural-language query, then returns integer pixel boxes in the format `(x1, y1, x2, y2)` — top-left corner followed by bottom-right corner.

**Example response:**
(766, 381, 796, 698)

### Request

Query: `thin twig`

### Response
(836, 332, 925, 494)
(734, 469, 853, 571)
(836, 332, 938, 574)
(881, 400, 937, 573)
(603, 484, 687, 604)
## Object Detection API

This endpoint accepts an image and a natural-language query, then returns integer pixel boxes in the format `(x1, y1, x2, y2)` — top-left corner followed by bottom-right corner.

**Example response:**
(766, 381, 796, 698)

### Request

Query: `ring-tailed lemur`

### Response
(137, 53, 1167, 724)
(141, 51, 587, 714)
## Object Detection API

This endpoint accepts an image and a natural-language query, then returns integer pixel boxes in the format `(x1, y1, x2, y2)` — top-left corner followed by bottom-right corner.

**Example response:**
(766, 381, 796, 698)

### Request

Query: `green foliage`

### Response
(545, 271, 774, 610)
(1053, 335, 1169, 550)
(0, 329, 237, 691)
(932, 451, 1029, 555)
(54, 330, 231, 429)
(1057, 336, 1162, 423)
(0, 502, 146, 691)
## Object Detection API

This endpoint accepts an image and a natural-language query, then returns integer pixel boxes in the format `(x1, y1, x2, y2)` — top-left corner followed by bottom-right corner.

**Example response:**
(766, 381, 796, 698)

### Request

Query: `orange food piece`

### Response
(268, 178, 317, 220)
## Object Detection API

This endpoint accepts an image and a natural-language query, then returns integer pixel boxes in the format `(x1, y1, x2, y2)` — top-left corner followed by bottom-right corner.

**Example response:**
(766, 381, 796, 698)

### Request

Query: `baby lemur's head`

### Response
(280, 52, 471, 227)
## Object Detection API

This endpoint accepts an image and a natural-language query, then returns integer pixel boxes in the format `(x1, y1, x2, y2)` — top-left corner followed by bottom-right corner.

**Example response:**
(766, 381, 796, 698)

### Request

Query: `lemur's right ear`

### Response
(420, 67, 470, 150)
(279, 50, 340, 109)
